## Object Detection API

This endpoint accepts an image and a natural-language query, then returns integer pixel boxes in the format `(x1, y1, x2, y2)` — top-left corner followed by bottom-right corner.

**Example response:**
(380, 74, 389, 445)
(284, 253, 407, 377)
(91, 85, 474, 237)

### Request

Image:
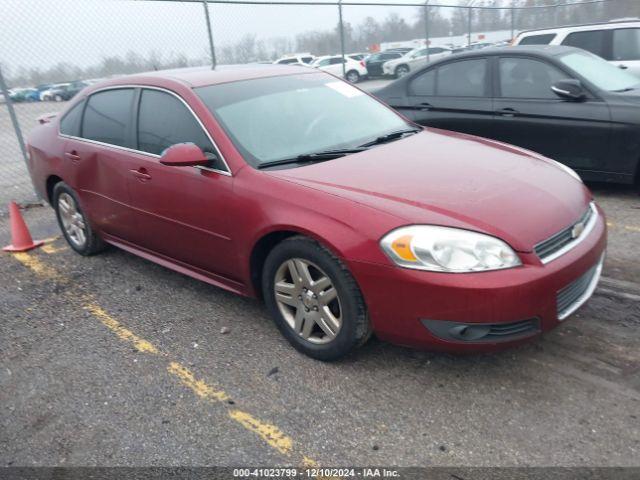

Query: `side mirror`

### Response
(551, 79, 587, 101)
(160, 143, 211, 167)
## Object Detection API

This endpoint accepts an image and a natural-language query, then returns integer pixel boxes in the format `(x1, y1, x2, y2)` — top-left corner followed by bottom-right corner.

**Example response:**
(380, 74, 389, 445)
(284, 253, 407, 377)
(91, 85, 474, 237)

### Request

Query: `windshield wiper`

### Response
(257, 148, 366, 169)
(613, 86, 637, 92)
(359, 128, 421, 148)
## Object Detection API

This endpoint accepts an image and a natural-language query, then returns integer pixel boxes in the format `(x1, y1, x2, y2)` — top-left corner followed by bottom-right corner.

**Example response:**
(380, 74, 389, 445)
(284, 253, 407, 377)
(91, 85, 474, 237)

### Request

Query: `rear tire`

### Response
(262, 236, 371, 361)
(53, 182, 106, 256)
(345, 70, 360, 83)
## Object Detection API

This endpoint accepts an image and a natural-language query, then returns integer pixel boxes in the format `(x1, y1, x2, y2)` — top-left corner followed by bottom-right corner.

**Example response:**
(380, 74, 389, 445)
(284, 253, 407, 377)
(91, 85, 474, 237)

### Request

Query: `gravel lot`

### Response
(0, 80, 639, 469)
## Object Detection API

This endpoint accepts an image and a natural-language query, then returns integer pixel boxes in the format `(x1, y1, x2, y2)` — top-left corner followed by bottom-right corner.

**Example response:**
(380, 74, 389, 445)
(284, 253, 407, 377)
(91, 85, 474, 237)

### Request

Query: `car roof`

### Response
(88, 64, 314, 90)
(442, 44, 579, 60)
(517, 19, 640, 37)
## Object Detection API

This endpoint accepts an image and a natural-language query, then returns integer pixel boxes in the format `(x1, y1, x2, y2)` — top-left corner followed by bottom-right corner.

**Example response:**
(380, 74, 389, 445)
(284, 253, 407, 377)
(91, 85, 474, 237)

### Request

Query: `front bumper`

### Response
(348, 207, 607, 353)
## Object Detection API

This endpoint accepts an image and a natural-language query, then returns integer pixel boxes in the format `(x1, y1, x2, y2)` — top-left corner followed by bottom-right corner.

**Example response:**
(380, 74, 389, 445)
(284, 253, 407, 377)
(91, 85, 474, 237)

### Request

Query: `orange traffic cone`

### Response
(3, 202, 44, 252)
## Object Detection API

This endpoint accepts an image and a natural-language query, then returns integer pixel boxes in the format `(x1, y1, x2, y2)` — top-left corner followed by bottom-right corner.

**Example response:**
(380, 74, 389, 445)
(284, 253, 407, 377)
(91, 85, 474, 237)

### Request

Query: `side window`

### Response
(318, 58, 331, 67)
(613, 28, 640, 61)
(437, 59, 487, 97)
(518, 33, 557, 45)
(410, 68, 436, 96)
(562, 30, 608, 59)
(301, 57, 314, 64)
(499, 57, 567, 99)
(82, 89, 134, 147)
(329, 57, 344, 65)
(137, 89, 221, 167)
(60, 100, 84, 137)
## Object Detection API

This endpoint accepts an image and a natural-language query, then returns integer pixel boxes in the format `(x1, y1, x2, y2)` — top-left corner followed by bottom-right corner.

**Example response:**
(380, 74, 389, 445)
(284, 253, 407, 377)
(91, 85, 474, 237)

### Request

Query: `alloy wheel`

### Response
(396, 66, 409, 77)
(273, 258, 342, 344)
(346, 71, 359, 83)
(58, 192, 87, 248)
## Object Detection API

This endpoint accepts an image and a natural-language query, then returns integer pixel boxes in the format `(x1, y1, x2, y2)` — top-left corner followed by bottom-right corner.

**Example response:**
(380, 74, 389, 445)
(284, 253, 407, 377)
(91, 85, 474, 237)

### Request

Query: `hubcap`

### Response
(274, 258, 342, 344)
(397, 67, 408, 77)
(58, 192, 87, 248)
(347, 72, 358, 83)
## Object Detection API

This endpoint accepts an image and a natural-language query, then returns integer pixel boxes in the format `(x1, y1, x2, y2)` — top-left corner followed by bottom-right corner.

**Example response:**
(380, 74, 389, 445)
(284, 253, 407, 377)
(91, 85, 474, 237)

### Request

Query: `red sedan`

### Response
(26, 65, 606, 360)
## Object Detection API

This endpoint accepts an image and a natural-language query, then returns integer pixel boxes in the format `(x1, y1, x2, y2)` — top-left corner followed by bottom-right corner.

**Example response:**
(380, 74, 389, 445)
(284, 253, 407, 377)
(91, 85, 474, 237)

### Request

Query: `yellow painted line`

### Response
(167, 362, 230, 402)
(10, 251, 321, 466)
(84, 303, 159, 354)
(607, 221, 640, 233)
(42, 244, 68, 254)
(12, 252, 62, 280)
(229, 409, 293, 455)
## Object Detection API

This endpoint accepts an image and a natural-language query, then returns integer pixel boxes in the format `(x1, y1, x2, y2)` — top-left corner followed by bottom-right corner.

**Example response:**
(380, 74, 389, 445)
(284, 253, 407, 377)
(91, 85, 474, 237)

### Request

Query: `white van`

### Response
(513, 20, 640, 77)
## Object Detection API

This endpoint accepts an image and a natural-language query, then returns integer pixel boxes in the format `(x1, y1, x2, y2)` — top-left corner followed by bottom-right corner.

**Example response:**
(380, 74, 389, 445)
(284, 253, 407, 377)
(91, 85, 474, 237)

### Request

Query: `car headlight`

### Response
(380, 226, 521, 273)
(551, 160, 582, 183)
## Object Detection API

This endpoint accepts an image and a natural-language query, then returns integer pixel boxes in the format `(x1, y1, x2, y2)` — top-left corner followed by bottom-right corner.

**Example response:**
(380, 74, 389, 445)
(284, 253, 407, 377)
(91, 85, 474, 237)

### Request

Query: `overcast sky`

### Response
(0, 0, 474, 73)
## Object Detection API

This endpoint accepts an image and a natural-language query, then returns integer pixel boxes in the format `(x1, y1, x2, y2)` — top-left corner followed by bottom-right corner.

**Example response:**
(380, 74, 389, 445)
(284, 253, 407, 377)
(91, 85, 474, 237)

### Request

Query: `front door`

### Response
(125, 88, 238, 282)
(491, 56, 611, 172)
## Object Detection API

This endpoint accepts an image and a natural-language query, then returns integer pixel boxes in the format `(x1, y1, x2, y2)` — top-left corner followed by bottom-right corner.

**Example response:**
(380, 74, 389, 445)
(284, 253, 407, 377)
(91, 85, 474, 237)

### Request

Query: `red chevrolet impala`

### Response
(26, 65, 606, 360)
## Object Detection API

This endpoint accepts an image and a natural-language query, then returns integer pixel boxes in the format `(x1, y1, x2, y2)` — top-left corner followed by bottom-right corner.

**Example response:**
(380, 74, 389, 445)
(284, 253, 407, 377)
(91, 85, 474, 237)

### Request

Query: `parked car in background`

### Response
(365, 50, 405, 77)
(347, 52, 369, 61)
(9, 88, 39, 102)
(386, 47, 414, 55)
(273, 53, 316, 65)
(382, 46, 452, 78)
(49, 81, 88, 102)
(375, 45, 640, 185)
(312, 55, 367, 83)
(26, 64, 605, 360)
(40, 83, 70, 101)
(513, 19, 640, 77)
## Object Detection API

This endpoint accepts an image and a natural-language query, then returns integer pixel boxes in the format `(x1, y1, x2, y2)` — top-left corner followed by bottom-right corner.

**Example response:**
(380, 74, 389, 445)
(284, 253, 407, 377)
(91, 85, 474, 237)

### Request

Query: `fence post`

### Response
(424, 1, 430, 62)
(510, 3, 515, 40)
(338, 0, 346, 78)
(467, 6, 472, 47)
(0, 65, 28, 166)
(202, 0, 217, 69)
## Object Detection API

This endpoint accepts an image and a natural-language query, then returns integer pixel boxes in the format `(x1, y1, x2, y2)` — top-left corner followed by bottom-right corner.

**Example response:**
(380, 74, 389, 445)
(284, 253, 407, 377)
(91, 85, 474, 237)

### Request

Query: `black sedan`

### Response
(375, 45, 640, 185)
(365, 51, 405, 77)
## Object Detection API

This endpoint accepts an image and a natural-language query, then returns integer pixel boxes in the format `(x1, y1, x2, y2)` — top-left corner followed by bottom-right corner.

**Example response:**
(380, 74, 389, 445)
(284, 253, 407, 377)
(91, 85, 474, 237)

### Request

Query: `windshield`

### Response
(196, 73, 411, 167)
(559, 51, 640, 91)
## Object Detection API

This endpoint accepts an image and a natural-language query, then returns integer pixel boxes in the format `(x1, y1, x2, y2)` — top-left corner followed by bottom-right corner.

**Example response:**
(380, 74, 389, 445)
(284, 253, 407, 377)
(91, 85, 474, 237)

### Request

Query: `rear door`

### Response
(491, 55, 611, 172)
(611, 27, 640, 77)
(406, 57, 495, 138)
(125, 87, 238, 281)
(61, 87, 139, 240)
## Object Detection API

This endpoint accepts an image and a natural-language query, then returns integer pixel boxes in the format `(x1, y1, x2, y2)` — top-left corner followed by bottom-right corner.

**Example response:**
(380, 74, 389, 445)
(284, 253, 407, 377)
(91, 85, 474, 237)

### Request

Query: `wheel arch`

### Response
(46, 175, 64, 204)
(248, 226, 349, 300)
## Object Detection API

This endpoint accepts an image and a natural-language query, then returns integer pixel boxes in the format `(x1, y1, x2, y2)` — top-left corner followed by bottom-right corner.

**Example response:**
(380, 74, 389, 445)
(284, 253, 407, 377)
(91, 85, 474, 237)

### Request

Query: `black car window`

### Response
(381, 53, 401, 60)
(60, 100, 84, 137)
(499, 57, 567, 99)
(613, 28, 640, 61)
(437, 59, 487, 97)
(329, 57, 345, 65)
(562, 30, 608, 59)
(82, 88, 134, 147)
(519, 33, 557, 45)
(410, 69, 436, 96)
(137, 89, 216, 160)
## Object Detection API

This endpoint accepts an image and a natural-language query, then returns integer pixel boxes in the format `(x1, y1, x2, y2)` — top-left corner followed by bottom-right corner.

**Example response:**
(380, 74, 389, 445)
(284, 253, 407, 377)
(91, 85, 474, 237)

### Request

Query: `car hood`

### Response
(268, 129, 591, 252)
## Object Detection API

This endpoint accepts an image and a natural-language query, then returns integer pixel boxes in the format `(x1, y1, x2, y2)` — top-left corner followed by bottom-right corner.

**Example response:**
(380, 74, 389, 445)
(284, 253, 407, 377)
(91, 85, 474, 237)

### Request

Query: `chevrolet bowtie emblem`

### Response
(571, 222, 585, 239)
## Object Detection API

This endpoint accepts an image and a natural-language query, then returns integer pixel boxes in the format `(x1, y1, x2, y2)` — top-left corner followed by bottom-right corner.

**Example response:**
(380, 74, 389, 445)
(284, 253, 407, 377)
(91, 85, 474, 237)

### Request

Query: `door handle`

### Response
(618, 64, 628, 70)
(496, 107, 519, 117)
(418, 102, 432, 111)
(130, 168, 151, 181)
(65, 151, 81, 162)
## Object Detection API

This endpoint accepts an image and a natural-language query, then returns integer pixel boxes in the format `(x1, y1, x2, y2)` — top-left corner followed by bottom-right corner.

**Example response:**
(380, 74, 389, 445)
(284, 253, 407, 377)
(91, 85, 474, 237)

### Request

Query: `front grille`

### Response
(484, 318, 540, 340)
(535, 204, 595, 263)
(557, 260, 602, 320)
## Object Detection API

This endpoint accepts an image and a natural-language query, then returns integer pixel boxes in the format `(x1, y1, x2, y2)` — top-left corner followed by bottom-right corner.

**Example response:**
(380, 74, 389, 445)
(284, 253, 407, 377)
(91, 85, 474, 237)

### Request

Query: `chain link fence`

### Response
(1, 0, 638, 208)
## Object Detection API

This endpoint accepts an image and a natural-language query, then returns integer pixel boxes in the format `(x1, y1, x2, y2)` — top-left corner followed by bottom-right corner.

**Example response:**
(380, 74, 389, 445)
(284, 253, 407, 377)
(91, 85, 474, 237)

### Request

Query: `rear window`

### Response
(518, 33, 557, 45)
(82, 88, 134, 147)
(562, 30, 608, 59)
(60, 100, 84, 137)
(613, 28, 640, 61)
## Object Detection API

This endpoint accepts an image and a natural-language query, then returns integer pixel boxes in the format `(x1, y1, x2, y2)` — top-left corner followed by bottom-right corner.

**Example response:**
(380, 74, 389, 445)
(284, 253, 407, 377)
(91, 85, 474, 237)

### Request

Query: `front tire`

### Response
(345, 70, 360, 83)
(53, 182, 106, 256)
(395, 65, 410, 78)
(262, 236, 371, 361)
